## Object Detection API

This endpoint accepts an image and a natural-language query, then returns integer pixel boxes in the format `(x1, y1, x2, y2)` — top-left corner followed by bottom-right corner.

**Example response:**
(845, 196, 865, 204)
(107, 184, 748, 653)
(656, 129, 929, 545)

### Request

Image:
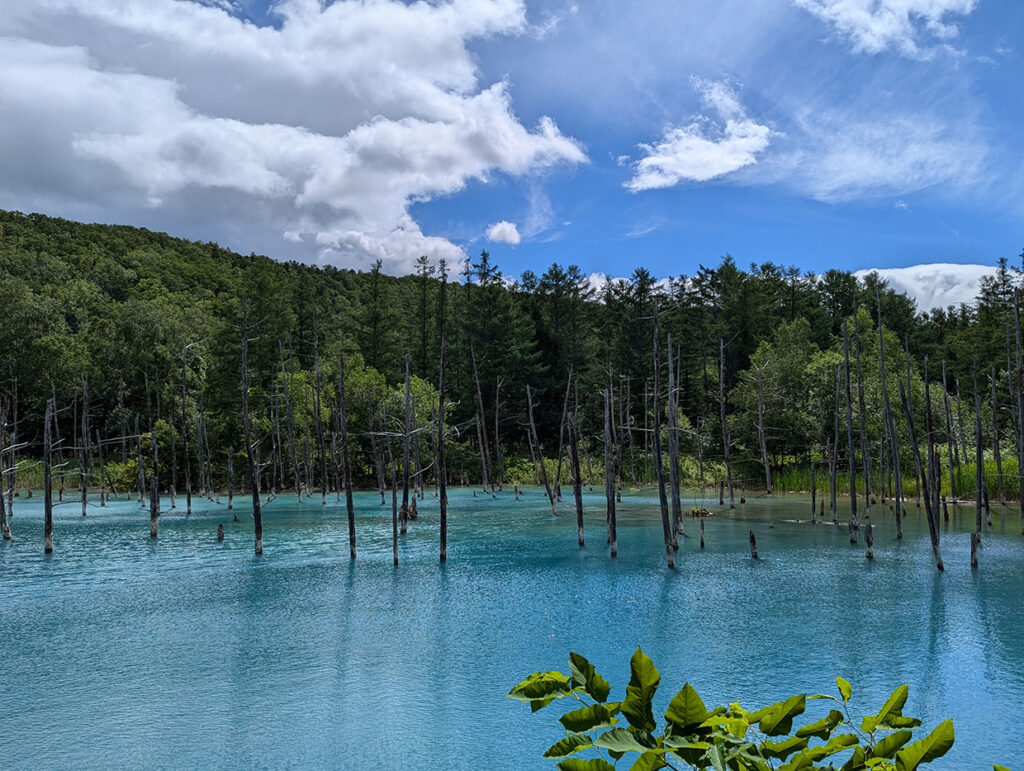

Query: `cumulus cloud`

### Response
(626, 79, 772, 192)
(486, 220, 522, 245)
(855, 263, 992, 309)
(0, 0, 585, 272)
(793, 0, 978, 57)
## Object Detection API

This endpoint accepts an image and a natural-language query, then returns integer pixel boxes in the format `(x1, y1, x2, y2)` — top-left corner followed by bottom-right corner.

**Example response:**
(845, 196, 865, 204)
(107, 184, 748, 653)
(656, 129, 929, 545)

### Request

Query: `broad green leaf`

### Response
(664, 683, 708, 731)
(779, 753, 814, 771)
(871, 730, 912, 759)
(508, 671, 573, 703)
(705, 741, 727, 771)
(993, 766, 1011, 771)
(863, 685, 909, 733)
(629, 750, 668, 771)
(758, 694, 807, 736)
(621, 647, 660, 732)
(840, 745, 867, 771)
(699, 715, 748, 737)
(569, 652, 612, 703)
(595, 727, 649, 753)
(805, 733, 859, 761)
(895, 719, 954, 770)
(796, 709, 844, 739)
(886, 716, 922, 729)
(559, 704, 619, 733)
(763, 736, 809, 760)
(837, 676, 852, 702)
(557, 759, 616, 771)
(544, 734, 593, 759)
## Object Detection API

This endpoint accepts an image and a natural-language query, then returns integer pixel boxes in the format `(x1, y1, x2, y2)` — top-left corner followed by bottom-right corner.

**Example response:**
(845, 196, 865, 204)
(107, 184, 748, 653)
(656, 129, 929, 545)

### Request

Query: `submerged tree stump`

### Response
(748, 530, 758, 560)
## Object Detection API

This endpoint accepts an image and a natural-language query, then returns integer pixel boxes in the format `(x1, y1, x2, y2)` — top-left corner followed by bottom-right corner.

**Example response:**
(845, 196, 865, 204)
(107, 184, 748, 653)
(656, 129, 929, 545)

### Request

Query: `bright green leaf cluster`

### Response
(509, 648, 976, 771)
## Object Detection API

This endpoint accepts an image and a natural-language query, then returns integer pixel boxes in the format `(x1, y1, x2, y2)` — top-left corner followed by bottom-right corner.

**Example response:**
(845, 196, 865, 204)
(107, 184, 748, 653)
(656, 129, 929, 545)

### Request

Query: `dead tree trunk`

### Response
(991, 365, 1005, 505)
(941, 361, 957, 501)
(241, 301, 263, 555)
(667, 336, 683, 547)
(652, 306, 674, 569)
(493, 376, 504, 491)
(279, 342, 302, 502)
(811, 461, 816, 524)
(44, 397, 54, 554)
(469, 345, 492, 494)
(719, 339, 734, 509)
(401, 354, 412, 531)
(899, 381, 943, 570)
(831, 363, 841, 524)
(5, 386, 16, 529)
(1014, 291, 1024, 533)
(181, 346, 193, 515)
(842, 319, 858, 542)
(925, 357, 945, 559)
(80, 379, 90, 517)
(135, 415, 146, 506)
(973, 362, 984, 567)
(853, 312, 873, 507)
(755, 365, 772, 494)
(338, 348, 356, 559)
(905, 340, 922, 507)
(876, 287, 903, 538)
(438, 338, 448, 562)
(313, 341, 329, 505)
(603, 387, 617, 557)
(1, 411, 12, 539)
(149, 411, 160, 539)
(553, 368, 574, 504)
(526, 384, 556, 515)
(390, 445, 398, 566)
(568, 410, 585, 548)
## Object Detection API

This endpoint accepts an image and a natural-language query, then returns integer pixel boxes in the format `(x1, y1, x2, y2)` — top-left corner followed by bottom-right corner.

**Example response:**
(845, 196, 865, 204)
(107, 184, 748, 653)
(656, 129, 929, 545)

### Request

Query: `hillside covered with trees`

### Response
(1, 208, 1021, 516)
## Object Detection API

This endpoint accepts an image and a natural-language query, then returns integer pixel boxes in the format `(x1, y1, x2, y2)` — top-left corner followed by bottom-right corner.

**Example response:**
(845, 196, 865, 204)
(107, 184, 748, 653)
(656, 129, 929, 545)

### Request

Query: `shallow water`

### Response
(1, 487, 1022, 769)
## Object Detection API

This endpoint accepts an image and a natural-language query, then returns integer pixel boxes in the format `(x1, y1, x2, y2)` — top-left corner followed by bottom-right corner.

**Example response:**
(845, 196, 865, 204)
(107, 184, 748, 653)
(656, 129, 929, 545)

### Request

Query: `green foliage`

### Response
(511, 648, 964, 771)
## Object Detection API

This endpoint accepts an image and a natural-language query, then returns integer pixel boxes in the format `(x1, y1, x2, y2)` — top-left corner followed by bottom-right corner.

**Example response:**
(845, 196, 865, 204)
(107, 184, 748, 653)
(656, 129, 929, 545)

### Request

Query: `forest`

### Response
(1, 208, 1022, 565)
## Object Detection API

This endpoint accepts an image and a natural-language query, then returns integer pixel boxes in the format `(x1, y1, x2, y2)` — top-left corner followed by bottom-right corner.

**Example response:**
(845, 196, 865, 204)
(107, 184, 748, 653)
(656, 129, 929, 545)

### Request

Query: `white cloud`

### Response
(486, 220, 522, 245)
(626, 79, 772, 192)
(793, 0, 978, 57)
(0, 0, 585, 273)
(855, 263, 992, 309)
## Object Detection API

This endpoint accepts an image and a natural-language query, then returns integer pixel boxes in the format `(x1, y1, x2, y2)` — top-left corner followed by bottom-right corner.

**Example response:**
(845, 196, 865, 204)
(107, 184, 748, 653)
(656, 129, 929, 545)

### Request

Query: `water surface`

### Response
(1, 487, 1021, 768)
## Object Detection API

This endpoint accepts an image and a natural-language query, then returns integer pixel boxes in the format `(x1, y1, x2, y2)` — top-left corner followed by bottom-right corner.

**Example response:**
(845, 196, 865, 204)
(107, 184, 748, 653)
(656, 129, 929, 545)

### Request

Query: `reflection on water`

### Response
(1, 488, 1021, 768)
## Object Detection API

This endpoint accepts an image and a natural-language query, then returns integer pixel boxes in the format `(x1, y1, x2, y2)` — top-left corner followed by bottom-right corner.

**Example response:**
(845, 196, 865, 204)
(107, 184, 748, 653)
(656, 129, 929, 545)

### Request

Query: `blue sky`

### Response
(0, 0, 1021, 307)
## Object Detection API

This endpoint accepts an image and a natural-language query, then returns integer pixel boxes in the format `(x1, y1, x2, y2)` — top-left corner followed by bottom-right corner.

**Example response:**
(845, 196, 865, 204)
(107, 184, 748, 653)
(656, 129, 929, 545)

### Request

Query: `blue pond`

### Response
(1, 487, 1022, 768)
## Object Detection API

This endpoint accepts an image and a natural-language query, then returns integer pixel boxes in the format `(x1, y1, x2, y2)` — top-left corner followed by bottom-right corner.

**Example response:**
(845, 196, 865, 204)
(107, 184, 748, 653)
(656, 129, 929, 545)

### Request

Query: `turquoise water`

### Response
(1, 487, 1022, 769)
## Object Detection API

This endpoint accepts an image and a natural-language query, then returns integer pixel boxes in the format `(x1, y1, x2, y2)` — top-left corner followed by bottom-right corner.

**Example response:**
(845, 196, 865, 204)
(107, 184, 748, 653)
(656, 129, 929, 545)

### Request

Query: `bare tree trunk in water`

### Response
(401, 354, 412, 532)
(755, 365, 772, 494)
(338, 347, 356, 558)
(652, 305, 674, 569)
(568, 410, 584, 547)
(135, 415, 146, 507)
(854, 312, 873, 508)
(526, 384, 556, 515)
(0, 411, 11, 540)
(241, 300, 263, 555)
(313, 341, 329, 505)
(438, 339, 448, 562)
(831, 363, 840, 524)
(1014, 292, 1024, 533)
(667, 336, 683, 548)
(493, 377, 504, 491)
(80, 379, 90, 517)
(719, 339, 734, 509)
(603, 388, 617, 557)
(469, 345, 492, 494)
(226, 448, 235, 514)
(899, 382, 943, 570)
(842, 319, 858, 543)
(553, 368, 574, 503)
(991, 365, 1005, 505)
(941, 360, 957, 502)
(44, 398, 54, 553)
(876, 286, 902, 538)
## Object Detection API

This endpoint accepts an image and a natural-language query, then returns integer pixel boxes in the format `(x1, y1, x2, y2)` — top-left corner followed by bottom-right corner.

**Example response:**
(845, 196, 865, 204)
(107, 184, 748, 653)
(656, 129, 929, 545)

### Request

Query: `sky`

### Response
(1, 0, 1021, 310)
